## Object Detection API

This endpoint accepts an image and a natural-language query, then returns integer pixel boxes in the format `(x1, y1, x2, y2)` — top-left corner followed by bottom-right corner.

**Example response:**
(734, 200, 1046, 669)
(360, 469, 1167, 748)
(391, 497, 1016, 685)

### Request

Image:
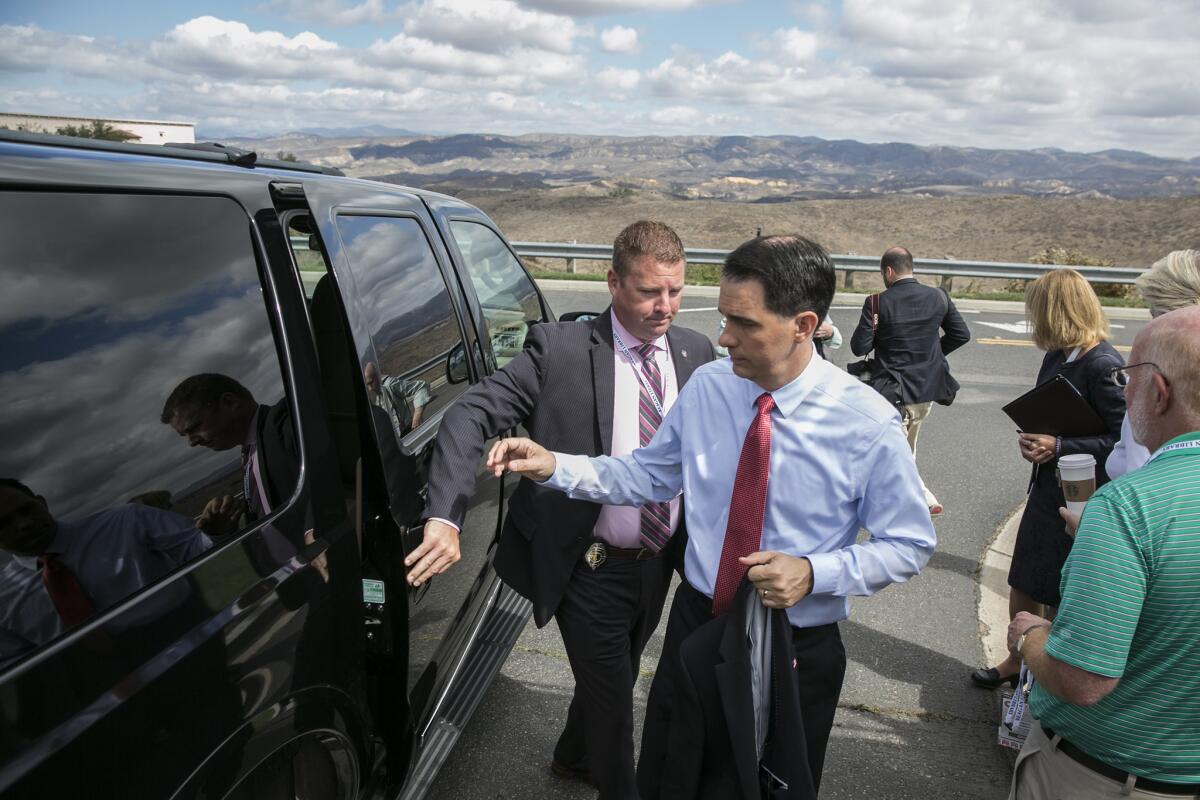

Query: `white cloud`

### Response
(405, 0, 584, 54)
(649, 104, 701, 125)
(3, 2, 1199, 157)
(151, 17, 351, 82)
(769, 27, 817, 64)
(596, 66, 641, 92)
(600, 25, 638, 53)
(519, 0, 730, 15)
(486, 92, 519, 112)
(263, 0, 395, 26)
(0, 24, 146, 79)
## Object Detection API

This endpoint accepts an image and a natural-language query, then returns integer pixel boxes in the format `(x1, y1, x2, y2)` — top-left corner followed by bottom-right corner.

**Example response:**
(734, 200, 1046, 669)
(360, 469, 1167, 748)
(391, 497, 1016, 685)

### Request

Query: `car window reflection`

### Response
(0, 191, 294, 670)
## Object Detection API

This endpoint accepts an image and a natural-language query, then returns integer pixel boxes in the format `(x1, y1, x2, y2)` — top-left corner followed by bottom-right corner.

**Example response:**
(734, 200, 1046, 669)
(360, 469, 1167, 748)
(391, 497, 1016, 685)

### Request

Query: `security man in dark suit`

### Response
(160, 373, 299, 532)
(850, 247, 971, 512)
(407, 221, 715, 799)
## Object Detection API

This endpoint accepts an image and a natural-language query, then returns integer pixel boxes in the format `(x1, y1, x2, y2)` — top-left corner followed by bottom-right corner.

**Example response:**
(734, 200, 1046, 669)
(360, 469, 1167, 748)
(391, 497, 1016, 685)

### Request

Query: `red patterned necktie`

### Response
(636, 342, 672, 552)
(712, 392, 776, 615)
(38, 553, 96, 629)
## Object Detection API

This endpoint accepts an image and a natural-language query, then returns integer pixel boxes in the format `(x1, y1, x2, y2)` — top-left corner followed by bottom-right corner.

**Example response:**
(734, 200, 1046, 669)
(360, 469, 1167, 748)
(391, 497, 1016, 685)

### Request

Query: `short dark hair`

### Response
(612, 220, 685, 278)
(160, 373, 254, 424)
(881, 247, 914, 275)
(722, 235, 836, 320)
(0, 478, 36, 497)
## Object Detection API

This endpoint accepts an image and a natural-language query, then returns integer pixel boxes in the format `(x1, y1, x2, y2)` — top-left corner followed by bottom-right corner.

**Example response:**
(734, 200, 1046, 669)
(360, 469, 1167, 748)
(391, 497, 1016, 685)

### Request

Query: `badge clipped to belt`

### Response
(584, 542, 607, 570)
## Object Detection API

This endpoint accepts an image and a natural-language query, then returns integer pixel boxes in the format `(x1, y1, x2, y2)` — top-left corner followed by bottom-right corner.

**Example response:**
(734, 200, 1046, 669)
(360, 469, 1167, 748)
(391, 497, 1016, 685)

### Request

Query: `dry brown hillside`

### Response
(460, 188, 1200, 268)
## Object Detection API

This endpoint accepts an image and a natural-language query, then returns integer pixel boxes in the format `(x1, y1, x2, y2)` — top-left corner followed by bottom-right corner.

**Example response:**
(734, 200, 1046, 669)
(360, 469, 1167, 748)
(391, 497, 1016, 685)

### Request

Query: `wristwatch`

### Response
(1017, 623, 1051, 655)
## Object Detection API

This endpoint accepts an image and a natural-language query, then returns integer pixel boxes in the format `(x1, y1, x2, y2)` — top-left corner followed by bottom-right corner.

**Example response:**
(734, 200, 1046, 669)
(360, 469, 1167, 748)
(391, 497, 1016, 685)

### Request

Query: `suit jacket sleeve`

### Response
(939, 292, 971, 355)
(1059, 348, 1126, 466)
(849, 296, 875, 357)
(424, 324, 551, 527)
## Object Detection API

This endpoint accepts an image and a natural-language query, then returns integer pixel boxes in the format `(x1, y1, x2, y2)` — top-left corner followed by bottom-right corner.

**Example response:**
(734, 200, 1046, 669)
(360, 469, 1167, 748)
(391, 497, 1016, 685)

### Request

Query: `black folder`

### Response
(1002, 374, 1108, 437)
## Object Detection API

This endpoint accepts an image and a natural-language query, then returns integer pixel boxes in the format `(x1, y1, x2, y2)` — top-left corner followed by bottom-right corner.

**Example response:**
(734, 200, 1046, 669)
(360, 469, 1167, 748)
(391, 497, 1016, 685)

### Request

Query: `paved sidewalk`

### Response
(979, 503, 1023, 669)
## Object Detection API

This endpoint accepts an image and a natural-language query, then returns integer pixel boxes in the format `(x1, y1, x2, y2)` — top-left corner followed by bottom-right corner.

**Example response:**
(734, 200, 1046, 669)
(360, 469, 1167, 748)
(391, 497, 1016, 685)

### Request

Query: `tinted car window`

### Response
(334, 215, 469, 442)
(0, 191, 293, 669)
(449, 220, 542, 367)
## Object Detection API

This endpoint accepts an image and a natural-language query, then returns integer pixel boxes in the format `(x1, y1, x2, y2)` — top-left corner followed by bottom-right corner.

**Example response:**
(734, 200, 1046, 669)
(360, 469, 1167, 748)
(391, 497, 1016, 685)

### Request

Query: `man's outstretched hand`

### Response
(405, 519, 461, 587)
(485, 437, 556, 481)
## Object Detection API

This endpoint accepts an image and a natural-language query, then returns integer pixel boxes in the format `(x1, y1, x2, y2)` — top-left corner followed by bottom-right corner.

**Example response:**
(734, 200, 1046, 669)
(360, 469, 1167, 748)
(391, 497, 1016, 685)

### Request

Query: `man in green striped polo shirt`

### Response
(1006, 305, 1200, 799)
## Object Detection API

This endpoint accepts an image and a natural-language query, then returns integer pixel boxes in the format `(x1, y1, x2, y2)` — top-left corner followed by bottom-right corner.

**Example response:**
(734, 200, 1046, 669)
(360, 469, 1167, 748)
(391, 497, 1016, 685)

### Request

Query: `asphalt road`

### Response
(429, 282, 1147, 800)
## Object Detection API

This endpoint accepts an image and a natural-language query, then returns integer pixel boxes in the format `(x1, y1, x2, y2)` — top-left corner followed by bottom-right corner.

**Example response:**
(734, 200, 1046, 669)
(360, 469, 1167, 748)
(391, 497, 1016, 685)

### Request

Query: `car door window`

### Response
(0, 191, 294, 671)
(334, 215, 470, 447)
(448, 220, 542, 367)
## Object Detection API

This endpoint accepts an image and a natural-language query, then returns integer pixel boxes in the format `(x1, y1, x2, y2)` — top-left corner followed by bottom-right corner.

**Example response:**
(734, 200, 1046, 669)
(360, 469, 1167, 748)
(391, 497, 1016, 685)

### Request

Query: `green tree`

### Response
(55, 121, 140, 142)
(276, 150, 299, 162)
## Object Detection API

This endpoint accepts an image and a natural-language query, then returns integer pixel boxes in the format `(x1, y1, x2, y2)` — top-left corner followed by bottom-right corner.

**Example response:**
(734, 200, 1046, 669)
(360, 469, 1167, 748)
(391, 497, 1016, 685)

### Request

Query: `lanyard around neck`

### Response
(612, 330, 666, 418)
(1148, 438, 1200, 464)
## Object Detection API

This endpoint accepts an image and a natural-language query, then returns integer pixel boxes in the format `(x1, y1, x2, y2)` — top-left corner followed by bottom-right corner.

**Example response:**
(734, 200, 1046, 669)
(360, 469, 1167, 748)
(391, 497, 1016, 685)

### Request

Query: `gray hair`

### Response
(1136, 249, 1200, 316)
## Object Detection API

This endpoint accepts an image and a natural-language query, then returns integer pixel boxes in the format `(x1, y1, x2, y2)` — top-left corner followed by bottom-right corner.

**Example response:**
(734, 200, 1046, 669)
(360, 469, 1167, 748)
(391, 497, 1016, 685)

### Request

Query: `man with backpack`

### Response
(850, 247, 971, 514)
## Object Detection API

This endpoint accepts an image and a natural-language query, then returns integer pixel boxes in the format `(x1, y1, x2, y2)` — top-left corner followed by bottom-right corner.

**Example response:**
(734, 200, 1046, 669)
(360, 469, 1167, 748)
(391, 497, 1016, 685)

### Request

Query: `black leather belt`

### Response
(1043, 726, 1200, 795)
(602, 544, 660, 561)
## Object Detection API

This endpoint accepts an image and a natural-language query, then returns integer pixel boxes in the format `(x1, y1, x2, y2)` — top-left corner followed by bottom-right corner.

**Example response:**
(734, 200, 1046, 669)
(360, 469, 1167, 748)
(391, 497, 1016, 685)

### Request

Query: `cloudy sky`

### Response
(2, 0, 1197, 157)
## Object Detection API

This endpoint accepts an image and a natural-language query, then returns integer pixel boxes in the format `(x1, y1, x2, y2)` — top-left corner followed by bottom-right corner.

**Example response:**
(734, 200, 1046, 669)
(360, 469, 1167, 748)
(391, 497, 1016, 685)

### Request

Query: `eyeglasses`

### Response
(1107, 362, 1169, 387)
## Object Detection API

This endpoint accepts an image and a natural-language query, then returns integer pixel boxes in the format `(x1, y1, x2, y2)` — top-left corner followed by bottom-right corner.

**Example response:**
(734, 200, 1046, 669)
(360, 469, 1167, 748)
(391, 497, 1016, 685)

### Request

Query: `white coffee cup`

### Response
(1057, 453, 1097, 516)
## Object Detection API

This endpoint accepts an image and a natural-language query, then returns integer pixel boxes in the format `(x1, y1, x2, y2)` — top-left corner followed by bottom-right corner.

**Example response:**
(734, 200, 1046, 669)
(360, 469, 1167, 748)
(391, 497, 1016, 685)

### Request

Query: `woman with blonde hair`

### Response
(971, 268, 1126, 689)
(1107, 249, 1200, 478)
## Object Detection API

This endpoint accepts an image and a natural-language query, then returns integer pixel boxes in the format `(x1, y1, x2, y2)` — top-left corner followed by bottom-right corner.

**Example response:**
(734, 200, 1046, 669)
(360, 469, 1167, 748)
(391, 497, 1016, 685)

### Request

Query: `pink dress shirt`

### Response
(592, 311, 682, 547)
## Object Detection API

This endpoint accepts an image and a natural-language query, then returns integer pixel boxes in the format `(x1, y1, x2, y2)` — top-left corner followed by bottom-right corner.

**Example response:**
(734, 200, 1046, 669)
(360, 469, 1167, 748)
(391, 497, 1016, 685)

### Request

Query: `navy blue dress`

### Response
(1007, 342, 1126, 607)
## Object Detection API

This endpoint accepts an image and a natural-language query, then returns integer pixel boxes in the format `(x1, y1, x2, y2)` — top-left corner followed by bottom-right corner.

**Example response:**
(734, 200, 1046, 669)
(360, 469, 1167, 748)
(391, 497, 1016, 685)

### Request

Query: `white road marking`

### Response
(679, 307, 718, 313)
(977, 321, 1033, 334)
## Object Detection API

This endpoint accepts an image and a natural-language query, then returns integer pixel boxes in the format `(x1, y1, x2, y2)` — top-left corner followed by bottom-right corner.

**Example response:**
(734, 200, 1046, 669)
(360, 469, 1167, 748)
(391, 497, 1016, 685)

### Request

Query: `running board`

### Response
(396, 582, 532, 800)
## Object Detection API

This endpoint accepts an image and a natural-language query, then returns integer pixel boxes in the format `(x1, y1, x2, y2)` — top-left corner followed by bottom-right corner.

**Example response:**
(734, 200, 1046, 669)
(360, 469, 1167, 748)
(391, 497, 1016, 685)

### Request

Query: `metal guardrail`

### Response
(288, 234, 1142, 286)
(511, 241, 1145, 285)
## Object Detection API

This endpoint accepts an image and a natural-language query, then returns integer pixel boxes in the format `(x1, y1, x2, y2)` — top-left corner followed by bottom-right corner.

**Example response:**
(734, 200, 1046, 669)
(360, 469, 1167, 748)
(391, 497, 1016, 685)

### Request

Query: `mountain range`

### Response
(224, 131, 1200, 201)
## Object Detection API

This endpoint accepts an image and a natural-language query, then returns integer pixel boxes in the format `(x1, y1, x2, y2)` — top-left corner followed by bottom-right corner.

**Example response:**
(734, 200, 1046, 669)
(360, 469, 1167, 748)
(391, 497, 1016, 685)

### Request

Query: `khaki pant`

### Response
(902, 401, 934, 455)
(1010, 720, 1199, 799)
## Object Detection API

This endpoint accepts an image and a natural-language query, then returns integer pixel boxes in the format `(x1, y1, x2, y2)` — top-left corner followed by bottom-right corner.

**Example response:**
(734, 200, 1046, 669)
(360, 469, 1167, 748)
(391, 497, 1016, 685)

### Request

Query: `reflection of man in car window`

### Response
(0, 478, 211, 669)
(364, 362, 432, 435)
(160, 374, 299, 532)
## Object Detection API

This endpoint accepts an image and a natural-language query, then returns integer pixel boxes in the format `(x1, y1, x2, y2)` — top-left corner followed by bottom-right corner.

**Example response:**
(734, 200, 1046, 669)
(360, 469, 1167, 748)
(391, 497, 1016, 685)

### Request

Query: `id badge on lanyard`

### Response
(1004, 662, 1032, 731)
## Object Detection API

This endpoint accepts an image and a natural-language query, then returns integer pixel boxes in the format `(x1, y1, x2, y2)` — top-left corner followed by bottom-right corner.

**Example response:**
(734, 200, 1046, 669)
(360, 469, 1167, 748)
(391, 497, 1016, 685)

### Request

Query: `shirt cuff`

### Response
(544, 451, 583, 491)
(427, 517, 460, 533)
(806, 551, 841, 595)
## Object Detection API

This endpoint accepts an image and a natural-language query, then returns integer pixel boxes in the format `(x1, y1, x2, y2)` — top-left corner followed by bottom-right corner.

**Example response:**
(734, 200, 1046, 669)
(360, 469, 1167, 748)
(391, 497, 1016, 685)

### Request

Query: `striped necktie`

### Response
(636, 342, 672, 552)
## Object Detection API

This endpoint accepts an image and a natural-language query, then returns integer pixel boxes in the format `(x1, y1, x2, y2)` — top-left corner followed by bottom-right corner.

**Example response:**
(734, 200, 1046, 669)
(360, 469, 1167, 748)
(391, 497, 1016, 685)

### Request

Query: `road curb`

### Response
(980, 503, 1023, 668)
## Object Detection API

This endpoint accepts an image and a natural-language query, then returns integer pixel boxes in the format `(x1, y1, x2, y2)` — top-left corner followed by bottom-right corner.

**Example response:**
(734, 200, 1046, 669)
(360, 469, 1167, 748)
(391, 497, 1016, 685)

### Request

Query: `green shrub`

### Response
(1018, 246, 1136, 299)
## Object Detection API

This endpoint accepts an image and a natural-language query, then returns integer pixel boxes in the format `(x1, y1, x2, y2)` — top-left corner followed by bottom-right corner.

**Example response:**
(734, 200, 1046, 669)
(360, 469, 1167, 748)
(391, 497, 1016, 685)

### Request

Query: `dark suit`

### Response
(641, 581, 844, 800)
(661, 579, 817, 800)
(251, 400, 300, 515)
(426, 309, 715, 798)
(849, 277, 971, 406)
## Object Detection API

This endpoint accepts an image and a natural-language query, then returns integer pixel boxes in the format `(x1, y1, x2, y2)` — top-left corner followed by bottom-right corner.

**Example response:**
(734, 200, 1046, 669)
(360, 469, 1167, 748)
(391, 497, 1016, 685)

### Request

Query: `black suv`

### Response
(0, 131, 547, 799)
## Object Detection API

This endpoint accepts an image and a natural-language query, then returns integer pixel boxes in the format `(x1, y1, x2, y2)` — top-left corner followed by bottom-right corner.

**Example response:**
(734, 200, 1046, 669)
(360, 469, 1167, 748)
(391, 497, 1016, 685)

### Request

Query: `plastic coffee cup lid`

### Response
(1058, 454, 1095, 468)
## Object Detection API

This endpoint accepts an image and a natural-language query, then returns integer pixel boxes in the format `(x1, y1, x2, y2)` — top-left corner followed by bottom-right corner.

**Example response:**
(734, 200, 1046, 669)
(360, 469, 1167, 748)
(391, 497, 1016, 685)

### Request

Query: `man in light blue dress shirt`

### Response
(486, 234, 936, 795)
(0, 478, 211, 669)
